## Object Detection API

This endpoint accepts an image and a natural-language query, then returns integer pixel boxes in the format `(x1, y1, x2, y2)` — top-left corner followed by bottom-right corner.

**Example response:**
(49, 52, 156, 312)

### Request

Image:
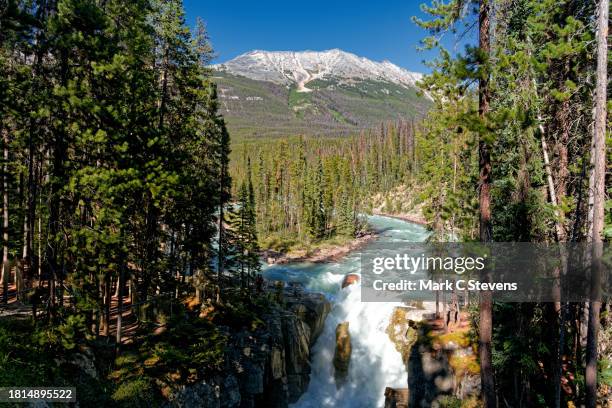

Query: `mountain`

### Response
(211, 49, 431, 139)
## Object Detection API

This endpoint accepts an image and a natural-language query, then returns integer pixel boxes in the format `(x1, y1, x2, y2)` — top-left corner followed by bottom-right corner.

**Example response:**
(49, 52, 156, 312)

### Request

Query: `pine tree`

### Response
(226, 184, 248, 287)
(304, 158, 326, 240)
(0, 0, 236, 332)
(338, 160, 356, 237)
(244, 158, 261, 282)
(415, 0, 605, 406)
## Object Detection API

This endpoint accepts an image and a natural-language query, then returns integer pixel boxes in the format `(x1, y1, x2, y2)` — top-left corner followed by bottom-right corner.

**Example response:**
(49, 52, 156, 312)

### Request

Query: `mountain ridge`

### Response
(211, 49, 430, 139)
(212, 49, 423, 93)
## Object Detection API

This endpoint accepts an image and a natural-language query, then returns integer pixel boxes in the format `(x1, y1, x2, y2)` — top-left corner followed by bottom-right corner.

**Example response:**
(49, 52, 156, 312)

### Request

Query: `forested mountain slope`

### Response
(212, 50, 431, 138)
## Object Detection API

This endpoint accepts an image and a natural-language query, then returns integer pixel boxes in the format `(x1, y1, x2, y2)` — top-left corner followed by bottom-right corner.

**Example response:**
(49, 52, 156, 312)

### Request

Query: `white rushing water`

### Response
(263, 215, 431, 408)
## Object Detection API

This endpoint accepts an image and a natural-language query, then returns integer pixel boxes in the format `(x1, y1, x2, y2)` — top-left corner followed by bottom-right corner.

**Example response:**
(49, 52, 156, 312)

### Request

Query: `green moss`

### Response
(112, 377, 159, 408)
(435, 396, 463, 408)
(386, 307, 419, 365)
(435, 395, 482, 408)
(431, 330, 472, 349)
(449, 353, 480, 377)
(600, 357, 612, 387)
(115, 353, 139, 367)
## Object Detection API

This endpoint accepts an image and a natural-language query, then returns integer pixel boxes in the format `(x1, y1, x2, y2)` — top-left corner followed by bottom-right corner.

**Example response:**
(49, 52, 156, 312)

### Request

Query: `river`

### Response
(262, 215, 431, 408)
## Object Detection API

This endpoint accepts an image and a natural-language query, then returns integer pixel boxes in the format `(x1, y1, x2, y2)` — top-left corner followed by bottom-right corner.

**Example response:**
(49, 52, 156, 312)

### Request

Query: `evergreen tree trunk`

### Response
(37, 158, 42, 281)
(22, 141, 34, 287)
(103, 274, 111, 337)
(15, 153, 23, 301)
(585, 0, 608, 406)
(552, 77, 570, 242)
(537, 110, 564, 408)
(1, 131, 8, 304)
(477, 1, 496, 407)
(217, 165, 225, 284)
(115, 264, 124, 355)
(47, 50, 70, 315)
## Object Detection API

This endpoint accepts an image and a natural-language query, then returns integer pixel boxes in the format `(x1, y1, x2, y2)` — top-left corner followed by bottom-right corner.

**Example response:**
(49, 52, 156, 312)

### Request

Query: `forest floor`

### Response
(0, 283, 33, 319)
(0, 282, 17, 304)
(0, 280, 151, 346)
(424, 311, 473, 339)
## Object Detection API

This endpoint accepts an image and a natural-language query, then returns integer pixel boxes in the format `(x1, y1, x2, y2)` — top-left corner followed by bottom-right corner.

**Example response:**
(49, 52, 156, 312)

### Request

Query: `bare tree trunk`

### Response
(22, 202, 28, 272)
(532, 44, 567, 408)
(539, 118, 564, 407)
(103, 274, 111, 337)
(21, 137, 34, 288)
(539, 122, 563, 240)
(115, 264, 124, 355)
(37, 157, 43, 282)
(1, 132, 9, 305)
(478, 1, 496, 407)
(589, 0, 609, 275)
(585, 1, 608, 406)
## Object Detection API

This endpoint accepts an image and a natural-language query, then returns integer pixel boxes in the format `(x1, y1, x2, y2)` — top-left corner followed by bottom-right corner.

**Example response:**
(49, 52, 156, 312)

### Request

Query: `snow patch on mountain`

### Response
(212, 49, 423, 91)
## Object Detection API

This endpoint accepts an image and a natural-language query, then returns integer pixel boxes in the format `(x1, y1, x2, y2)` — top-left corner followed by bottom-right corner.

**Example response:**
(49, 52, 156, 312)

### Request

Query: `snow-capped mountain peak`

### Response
(212, 49, 422, 92)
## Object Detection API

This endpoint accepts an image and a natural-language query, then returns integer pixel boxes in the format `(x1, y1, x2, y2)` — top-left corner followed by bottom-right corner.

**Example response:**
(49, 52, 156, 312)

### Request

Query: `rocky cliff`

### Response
(167, 289, 330, 408)
(384, 307, 481, 407)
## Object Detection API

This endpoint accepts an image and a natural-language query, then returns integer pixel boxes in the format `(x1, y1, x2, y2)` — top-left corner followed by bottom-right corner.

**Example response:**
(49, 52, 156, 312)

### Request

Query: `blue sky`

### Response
(183, 0, 476, 74)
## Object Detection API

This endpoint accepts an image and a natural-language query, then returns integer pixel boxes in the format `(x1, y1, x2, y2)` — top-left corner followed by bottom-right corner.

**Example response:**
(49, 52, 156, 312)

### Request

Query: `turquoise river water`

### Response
(263, 215, 430, 408)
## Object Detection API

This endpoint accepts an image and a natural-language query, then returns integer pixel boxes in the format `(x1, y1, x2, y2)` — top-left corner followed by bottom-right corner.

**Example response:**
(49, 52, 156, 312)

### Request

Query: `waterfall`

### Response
(263, 215, 430, 408)
(292, 283, 410, 407)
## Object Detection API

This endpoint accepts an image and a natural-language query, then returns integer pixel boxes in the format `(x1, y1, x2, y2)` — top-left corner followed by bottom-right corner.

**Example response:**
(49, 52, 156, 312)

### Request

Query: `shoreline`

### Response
(262, 231, 379, 265)
(262, 212, 430, 266)
(371, 210, 429, 226)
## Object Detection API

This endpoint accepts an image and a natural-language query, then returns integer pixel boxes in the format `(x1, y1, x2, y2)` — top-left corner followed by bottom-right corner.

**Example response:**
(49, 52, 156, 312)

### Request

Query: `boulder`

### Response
(270, 347, 285, 380)
(167, 381, 220, 408)
(287, 292, 331, 342)
(70, 351, 98, 379)
(220, 375, 240, 408)
(384, 387, 409, 408)
(333, 321, 352, 386)
(282, 313, 311, 376)
(241, 362, 264, 395)
(386, 307, 418, 366)
(341, 274, 360, 288)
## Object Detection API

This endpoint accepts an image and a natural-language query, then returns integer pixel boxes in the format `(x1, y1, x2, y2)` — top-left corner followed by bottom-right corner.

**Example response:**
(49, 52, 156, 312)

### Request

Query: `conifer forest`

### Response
(0, 0, 610, 407)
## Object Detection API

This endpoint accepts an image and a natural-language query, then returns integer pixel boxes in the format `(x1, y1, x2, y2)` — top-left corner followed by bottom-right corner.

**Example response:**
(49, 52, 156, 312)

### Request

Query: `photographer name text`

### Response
(372, 279, 518, 292)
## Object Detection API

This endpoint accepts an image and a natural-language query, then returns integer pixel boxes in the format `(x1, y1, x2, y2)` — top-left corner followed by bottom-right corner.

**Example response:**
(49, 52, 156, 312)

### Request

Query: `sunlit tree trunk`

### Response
(115, 264, 125, 355)
(1, 130, 9, 304)
(585, 0, 608, 406)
